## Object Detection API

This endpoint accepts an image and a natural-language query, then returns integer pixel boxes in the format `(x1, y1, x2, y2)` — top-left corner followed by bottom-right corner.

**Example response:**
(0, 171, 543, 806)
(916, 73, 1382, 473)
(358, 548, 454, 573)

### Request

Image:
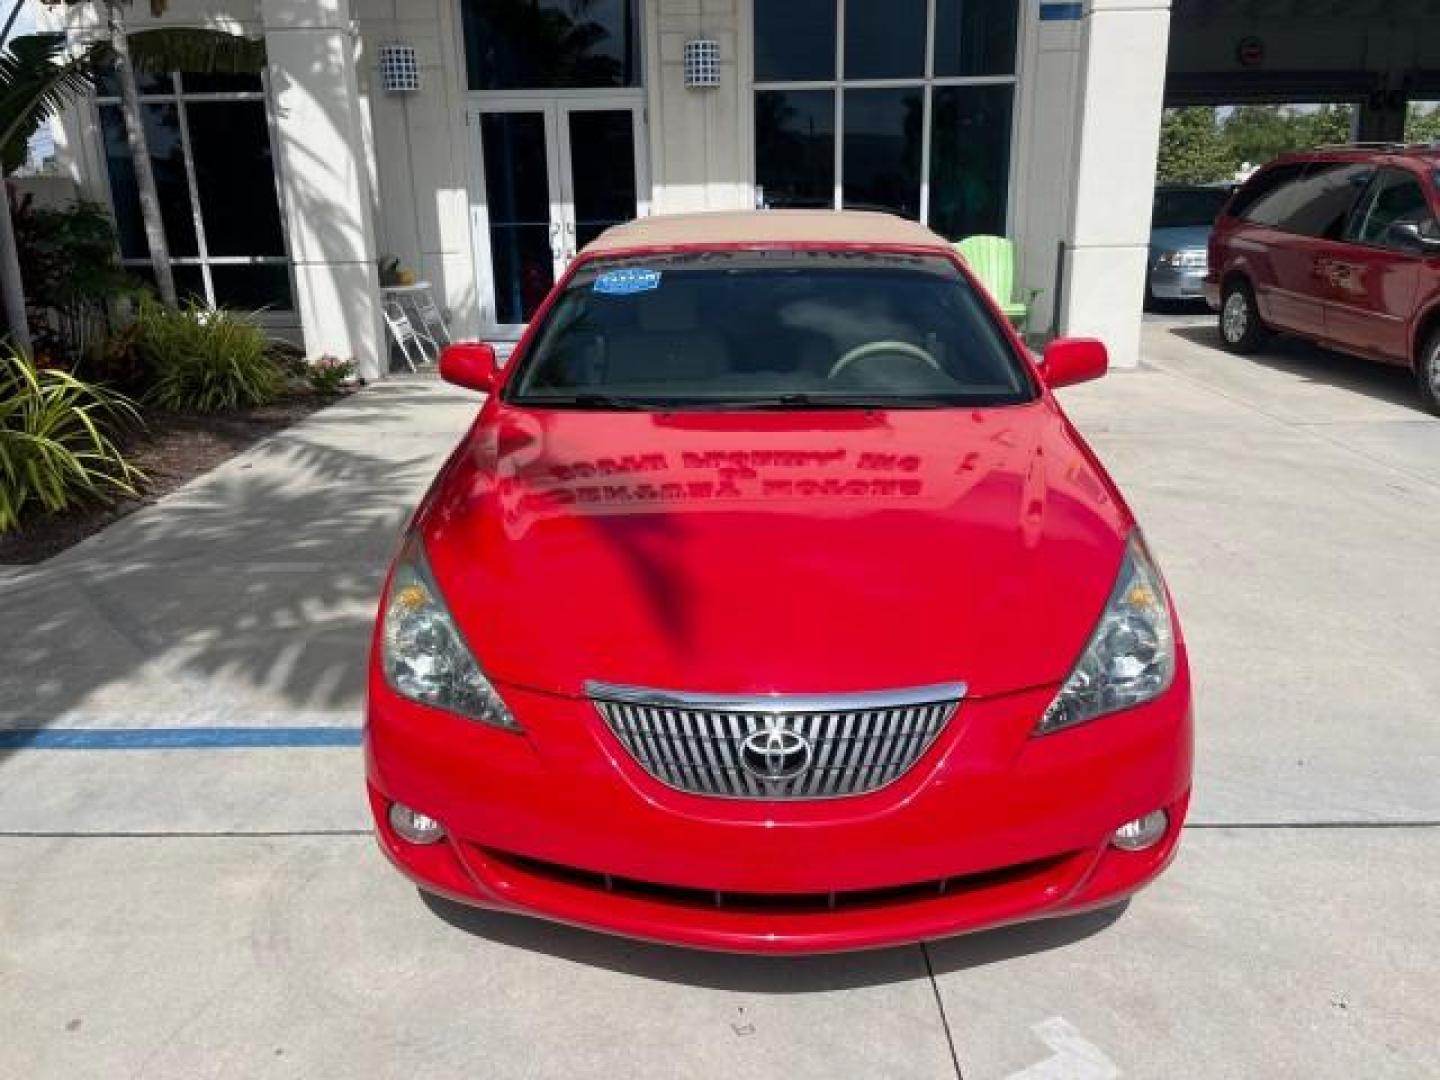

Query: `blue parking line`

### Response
(0, 727, 363, 750)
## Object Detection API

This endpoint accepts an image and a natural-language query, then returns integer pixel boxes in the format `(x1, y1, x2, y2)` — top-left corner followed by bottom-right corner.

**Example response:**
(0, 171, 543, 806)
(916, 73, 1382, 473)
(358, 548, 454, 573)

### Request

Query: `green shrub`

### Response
(136, 301, 283, 413)
(267, 339, 310, 380)
(10, 197, 142, 368)
(0, 349, 144, 533)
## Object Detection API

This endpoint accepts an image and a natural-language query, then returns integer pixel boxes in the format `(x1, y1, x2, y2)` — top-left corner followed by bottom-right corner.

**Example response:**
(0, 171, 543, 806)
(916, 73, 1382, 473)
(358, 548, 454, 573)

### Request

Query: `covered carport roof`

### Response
(1166, 0, 1440, 115)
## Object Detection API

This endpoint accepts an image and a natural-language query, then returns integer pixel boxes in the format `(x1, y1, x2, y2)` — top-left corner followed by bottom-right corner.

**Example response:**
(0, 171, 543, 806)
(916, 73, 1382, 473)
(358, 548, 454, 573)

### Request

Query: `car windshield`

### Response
(505, 251, 1034, 410)
(1152, 187, 1231, 229)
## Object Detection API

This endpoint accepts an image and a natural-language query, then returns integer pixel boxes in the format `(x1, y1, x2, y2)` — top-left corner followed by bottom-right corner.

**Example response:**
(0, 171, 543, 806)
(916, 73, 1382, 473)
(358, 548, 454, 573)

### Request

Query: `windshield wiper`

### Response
(755, 393, 945, 410)
(523, 393, 661, 410)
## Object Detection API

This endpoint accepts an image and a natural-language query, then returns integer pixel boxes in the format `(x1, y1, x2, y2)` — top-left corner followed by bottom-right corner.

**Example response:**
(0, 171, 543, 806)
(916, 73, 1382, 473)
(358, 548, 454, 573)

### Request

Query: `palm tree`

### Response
(2, 6, 105, 352)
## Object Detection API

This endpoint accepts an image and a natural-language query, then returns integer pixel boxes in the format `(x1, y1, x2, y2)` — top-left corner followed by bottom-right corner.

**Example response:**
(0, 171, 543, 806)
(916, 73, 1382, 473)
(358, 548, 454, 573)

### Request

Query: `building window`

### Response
(753, 0, 1018, 239)
(96, 71, 294, 312)
(461, 0, 641, 91)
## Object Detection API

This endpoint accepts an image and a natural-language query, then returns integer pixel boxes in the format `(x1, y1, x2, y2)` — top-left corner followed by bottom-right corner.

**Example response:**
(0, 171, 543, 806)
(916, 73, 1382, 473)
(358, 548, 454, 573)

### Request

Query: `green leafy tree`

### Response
(1407, 103, 1440, 143)
(1156, 107, 1232, 184)
(1159, 103, 1365, 194)
(1223, 105, 1302, 168)
(1295, 104, 1355, 148)
(1220, 104, 1355, 171)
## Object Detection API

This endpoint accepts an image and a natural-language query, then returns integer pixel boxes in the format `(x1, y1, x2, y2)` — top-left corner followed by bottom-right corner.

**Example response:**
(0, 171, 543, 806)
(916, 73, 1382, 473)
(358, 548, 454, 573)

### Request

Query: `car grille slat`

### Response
(664, 707, 699, 790)
(858, 709, 891, 789)
(687, 710, 723, 792)
(589, 682, 965, 801)
(804, 713, 837, 797)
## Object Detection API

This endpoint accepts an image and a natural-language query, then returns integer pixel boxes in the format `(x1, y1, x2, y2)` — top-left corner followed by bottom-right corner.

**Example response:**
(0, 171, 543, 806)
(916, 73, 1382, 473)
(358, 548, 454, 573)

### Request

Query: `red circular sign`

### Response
(1237, 36, 1265, 67)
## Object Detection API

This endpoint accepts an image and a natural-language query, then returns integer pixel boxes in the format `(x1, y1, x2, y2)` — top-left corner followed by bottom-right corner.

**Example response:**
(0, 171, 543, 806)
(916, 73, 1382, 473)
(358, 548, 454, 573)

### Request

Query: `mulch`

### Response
(0, 389, 355, 566)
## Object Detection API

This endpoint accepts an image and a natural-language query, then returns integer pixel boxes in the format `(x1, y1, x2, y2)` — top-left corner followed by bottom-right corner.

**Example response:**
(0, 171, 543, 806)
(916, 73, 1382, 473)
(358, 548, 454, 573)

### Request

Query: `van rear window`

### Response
(1228, 163, 1306, 224)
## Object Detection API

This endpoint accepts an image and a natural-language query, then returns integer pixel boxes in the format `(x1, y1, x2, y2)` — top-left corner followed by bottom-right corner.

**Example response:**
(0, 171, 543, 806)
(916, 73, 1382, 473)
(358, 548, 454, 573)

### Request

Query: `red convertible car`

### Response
(366, 211, 1193, 954)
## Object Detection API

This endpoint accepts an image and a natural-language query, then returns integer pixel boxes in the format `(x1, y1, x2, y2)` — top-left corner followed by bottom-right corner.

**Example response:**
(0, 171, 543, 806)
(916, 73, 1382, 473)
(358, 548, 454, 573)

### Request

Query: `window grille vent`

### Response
(379, 44, 421, 93)
(684, 39, 720, 88)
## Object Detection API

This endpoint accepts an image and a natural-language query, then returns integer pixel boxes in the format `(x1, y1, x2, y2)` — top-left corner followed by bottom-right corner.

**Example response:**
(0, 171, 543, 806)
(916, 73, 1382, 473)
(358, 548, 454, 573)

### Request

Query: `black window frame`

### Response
(1343, 166, 1440, 253)
(751, 0, 1021, 239)
(94, 70, 295, 315)
(460, 0, 642, 91)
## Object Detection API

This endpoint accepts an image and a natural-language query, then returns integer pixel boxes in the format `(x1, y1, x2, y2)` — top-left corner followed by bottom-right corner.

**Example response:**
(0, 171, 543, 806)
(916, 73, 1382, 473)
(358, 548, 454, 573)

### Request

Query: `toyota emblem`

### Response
(739, 717, 813, 783)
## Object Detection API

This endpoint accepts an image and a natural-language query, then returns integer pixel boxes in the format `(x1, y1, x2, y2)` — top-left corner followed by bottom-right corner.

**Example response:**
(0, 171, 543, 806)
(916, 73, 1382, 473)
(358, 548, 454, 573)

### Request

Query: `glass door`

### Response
(472, 101, 564, 336)
(557, 102, 649, 255)
(471, 99, 647, 336)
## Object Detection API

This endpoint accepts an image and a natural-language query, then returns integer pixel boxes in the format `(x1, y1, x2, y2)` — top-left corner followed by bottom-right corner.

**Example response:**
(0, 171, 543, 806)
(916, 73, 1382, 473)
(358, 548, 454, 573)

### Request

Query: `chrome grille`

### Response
(588, 681, 966, 800)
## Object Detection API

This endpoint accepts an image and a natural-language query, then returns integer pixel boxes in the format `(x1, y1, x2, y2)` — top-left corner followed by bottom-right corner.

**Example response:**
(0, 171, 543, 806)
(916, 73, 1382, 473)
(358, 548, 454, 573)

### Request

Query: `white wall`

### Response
(647, 0, 749, 213)
(352, 0, 479, 339)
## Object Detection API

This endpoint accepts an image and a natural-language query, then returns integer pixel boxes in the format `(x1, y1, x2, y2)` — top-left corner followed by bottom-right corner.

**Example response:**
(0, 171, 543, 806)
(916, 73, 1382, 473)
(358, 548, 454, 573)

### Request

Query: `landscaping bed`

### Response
(4, 197, 368, 565)
(0, 388, 354, 565)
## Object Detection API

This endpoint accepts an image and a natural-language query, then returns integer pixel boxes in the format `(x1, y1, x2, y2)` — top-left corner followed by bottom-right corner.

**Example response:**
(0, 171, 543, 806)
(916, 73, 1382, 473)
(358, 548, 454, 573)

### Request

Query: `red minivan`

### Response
(1204, 146, 1440, 413)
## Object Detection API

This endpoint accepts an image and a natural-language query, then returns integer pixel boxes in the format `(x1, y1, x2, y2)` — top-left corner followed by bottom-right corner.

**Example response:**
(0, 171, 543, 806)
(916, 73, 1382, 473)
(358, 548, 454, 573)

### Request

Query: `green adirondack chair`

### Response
(955, 235, 1042, 330)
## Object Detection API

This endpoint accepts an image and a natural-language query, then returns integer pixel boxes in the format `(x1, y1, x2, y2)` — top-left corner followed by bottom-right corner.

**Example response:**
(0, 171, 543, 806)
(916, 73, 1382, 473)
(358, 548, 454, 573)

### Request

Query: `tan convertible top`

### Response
(583, 210, 954, 256)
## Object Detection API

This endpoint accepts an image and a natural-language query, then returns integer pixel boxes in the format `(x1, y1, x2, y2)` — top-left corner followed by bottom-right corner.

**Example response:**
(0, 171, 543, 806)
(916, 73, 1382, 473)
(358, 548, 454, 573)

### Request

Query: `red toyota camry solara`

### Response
(366, 211, 1193, 954)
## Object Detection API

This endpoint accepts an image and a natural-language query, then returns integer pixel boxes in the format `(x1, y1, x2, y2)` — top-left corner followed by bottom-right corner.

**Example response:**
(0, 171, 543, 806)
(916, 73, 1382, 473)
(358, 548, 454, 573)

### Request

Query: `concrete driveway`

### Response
(2, 321, 1437, 1079)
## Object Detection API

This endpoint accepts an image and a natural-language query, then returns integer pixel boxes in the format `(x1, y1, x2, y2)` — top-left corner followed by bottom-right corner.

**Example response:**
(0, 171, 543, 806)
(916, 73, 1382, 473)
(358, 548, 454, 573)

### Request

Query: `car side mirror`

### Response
(1040, 338, 1108, 389)
(1387, 220, 1440, 255)
(439, 342, 500, 394)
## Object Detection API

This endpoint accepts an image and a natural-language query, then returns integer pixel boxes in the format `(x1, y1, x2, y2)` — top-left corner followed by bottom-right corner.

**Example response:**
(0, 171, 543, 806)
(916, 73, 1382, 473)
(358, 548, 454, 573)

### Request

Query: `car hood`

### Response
(420, 401, 1133, 700)
(1149, 225, 1212, 254)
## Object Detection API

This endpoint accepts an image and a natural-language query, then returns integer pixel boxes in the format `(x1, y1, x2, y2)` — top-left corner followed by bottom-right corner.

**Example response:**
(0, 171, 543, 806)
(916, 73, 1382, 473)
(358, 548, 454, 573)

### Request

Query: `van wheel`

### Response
(1219, 281, 1270, 354)
(1418, 330, 1440, 415)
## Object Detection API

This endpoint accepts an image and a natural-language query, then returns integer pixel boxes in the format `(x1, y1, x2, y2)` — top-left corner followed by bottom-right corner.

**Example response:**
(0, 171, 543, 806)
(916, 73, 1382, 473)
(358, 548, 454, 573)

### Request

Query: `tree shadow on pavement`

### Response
(420, 890, 1127, 992)
(0, 382, 476, 759)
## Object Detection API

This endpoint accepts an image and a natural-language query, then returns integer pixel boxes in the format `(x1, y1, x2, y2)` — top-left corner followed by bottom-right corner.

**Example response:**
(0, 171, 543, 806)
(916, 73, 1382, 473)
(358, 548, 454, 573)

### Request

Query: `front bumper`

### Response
(366, 666, 1193, 954)
(1149, 263, 1209, 300)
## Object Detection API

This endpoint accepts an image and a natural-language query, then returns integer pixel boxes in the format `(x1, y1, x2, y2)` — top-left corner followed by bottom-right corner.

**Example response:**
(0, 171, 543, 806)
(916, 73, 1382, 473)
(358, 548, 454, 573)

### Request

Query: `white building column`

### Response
(1060, 0, 1171, 368)
(648, 0, 748, 213)
(1010, 7, 1084, 339)
(261, 0, 383, 379)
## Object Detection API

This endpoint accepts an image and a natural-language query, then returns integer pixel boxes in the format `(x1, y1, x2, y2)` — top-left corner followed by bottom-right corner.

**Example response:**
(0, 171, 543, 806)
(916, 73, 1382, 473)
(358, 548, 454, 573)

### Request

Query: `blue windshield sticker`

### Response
(594, 268, 662, 295)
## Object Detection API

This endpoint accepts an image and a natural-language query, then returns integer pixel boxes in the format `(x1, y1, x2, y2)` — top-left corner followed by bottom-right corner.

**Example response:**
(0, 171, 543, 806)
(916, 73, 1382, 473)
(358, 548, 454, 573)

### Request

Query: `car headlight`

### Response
(1157, 249, 1206, 268)
(381, 532, 520, 730)
(1038, 533, 1176, 734)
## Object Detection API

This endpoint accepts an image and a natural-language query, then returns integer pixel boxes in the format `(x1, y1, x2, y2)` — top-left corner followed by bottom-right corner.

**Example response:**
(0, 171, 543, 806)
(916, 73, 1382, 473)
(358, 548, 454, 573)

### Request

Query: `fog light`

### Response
(388, 802, 445, 845)
(1111, 810, 1168, 852)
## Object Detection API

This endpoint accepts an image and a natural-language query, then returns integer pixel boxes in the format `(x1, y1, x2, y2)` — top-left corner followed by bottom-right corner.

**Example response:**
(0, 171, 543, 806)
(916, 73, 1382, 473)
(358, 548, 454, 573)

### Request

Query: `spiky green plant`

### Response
(135, 300, 282, 413)
(0, 347, 143, 532)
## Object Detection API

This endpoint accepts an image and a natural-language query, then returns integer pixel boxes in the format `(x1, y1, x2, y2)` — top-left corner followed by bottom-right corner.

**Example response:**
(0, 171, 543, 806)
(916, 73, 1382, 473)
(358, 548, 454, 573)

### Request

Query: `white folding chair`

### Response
(412, 289, 452, 352)
(382, 300, 428, 372)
